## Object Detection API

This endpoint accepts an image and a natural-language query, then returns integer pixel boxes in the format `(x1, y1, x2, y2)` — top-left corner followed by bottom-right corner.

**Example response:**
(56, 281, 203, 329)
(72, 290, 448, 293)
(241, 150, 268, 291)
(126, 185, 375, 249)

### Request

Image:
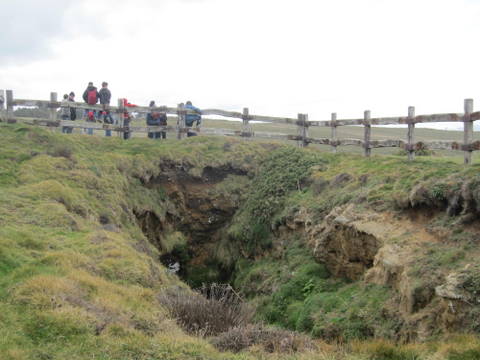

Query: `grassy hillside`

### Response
(2, 122, 480, 359)
(0, 123, 271, 359)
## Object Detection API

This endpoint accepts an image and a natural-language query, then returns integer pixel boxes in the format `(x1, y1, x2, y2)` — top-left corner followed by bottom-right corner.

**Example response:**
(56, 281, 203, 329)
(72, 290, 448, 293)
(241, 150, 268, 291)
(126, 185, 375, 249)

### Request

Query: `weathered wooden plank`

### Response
(49, 92, 57, 122)
(297, 113, 308, 148)
(177, 103, 185, 140)
(331, 113, 337, 153)
(416, 141, 462, 150)
(470, 111, 480, 121)
(242, 107, 253, 137)
(407, 106, 415, 161)
(60, 120, 177, 132)
(364, 110, 371, 157)
(6, 90, 14, 120)
(309, 113, 467, 127)
(464, 99, 474, 165)
(248, 114, 298, 125)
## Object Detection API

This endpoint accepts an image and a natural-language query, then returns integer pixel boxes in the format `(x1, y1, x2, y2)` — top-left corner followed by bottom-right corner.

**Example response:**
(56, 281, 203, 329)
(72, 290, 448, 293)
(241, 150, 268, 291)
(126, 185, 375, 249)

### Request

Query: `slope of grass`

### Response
(2, 122, 480, 359)
(0, 123, 273, 360)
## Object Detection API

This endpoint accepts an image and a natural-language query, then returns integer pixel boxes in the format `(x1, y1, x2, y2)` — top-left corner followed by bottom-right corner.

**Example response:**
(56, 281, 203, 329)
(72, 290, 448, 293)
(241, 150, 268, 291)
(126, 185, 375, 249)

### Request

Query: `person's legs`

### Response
(105, 129, 112, 137)
(61, 115, 69, 134)
(106, 111, 113, 124)
(148, 132, 154, 139)
(161, 131, 166, 139)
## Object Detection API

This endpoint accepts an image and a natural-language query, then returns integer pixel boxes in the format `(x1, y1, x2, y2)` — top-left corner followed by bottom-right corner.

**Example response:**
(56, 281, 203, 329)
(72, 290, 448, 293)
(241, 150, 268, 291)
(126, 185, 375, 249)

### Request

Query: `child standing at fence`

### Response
(122, 98, 137, 140)
(60, 94, 73, 134)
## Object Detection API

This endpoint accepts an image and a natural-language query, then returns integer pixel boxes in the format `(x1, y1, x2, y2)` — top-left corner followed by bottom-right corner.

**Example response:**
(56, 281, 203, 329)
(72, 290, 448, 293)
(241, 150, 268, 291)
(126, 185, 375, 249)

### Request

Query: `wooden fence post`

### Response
(177, 103, 185, 140)
(242, 107, 252, 137)
(304, 114, 309, 147)
(0, 90, 5, 121)
(6, 90, 14, 122)
(463, 98, 474, 165)
(407, 106, 416, 161)
(363, 110, 371, 157)
(331, 112, 337, 153)
(49, 92, 58, 124)
(297, 113, 308, 147)
(117, 98, 124, 138)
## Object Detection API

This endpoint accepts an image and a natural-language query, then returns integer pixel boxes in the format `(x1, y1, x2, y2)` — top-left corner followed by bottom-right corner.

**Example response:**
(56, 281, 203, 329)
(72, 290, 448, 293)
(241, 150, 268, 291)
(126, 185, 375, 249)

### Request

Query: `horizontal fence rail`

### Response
(0, 89, 478, 164)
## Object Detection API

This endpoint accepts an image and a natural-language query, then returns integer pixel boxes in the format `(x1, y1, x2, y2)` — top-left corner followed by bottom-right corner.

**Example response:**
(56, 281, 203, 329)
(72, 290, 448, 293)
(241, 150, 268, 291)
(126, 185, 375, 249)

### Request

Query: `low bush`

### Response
(211, 324, 316, 353)
(157, 283, 254, 336)
(47, 144, 73, 159)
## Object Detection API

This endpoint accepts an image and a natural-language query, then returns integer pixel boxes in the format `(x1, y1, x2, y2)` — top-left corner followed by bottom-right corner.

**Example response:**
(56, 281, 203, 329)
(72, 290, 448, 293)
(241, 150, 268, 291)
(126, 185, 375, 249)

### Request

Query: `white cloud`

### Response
(1, 0, 480, 127)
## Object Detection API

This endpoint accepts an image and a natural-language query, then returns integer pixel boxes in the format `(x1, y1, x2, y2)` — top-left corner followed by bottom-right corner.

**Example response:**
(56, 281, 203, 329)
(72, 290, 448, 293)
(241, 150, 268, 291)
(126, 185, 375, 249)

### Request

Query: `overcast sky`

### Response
(1, 0, 479, 129)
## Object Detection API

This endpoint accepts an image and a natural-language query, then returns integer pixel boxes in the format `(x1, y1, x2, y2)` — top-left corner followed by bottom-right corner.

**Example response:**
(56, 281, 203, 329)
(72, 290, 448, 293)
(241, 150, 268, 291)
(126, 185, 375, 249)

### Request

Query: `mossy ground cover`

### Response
(1, 123, 480, 359)
(234, 237, 392, 341)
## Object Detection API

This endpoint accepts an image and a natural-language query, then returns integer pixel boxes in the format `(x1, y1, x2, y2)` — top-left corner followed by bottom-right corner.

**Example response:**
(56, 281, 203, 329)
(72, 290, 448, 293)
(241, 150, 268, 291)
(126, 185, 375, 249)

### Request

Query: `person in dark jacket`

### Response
(146, 101, 167, 139)
(122, 98, 137, 140)
(82, 82, 99, 135)
(68, 92, 77, 121)
(98, 82, 113, 136)
(184, 100, 201, 137)
(60, 94, 73, 134)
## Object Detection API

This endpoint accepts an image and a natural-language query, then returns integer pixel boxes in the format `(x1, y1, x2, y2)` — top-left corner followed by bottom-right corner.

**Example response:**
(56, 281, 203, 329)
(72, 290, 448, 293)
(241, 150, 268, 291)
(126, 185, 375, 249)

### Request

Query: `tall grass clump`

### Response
(158, 283, 254, 336)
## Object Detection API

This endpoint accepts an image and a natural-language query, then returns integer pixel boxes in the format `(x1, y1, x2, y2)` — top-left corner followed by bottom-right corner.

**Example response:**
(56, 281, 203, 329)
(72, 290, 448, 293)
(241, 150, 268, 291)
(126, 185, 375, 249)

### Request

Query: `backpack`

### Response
(159, 113, 167, 126)
(185, 114, 201, 127)
(147, 113, 160, 126)
(87, 90, 97, 105)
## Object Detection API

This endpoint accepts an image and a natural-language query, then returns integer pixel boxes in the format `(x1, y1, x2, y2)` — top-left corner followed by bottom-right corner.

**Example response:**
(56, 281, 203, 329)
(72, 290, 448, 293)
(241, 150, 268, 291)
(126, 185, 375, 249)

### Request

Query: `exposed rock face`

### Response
(309, 205, 382, 280)
(302, 203, 480, 341)
(135, 162, 248, 247)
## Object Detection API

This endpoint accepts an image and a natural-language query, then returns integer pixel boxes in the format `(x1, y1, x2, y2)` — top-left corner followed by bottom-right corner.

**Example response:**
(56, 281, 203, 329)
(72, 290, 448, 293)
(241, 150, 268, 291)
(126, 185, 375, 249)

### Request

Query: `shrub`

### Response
(211, 324, 316, 353)
(47, 144, 73, 159)
(157, 283, 254, 336)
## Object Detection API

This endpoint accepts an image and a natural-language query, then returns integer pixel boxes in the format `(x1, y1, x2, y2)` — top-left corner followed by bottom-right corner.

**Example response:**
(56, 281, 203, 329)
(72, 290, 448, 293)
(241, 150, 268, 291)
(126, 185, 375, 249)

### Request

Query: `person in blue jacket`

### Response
(184, 100, 201, 137)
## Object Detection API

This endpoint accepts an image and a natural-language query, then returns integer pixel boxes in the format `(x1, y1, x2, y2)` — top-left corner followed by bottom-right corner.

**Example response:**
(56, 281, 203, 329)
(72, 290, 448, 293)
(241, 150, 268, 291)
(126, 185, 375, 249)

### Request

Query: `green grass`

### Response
(2, 122, 480, 359)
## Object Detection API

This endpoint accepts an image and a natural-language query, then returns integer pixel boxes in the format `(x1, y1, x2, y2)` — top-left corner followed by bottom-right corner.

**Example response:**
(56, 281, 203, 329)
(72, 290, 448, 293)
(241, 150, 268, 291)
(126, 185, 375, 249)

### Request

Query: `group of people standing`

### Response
(59, 81, 202, 140)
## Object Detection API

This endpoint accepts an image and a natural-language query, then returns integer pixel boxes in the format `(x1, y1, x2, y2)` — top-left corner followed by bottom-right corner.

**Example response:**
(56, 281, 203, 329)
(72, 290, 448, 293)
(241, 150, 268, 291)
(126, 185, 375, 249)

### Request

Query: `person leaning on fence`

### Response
(99, 82, 113, 137)
(82, 82, 99, 135)
(184, 100, 202, 137)
(146, 101, 168, 140)
(60, 94, 73, 134)
(122, 98, 137, 140)
(68, 92, 77, 121)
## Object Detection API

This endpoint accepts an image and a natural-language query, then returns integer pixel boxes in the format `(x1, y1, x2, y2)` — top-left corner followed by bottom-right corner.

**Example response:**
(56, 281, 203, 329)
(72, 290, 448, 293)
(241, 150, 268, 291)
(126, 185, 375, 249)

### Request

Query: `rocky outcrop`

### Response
(299, 203, 480, 340)
(308, 205, 384, 280)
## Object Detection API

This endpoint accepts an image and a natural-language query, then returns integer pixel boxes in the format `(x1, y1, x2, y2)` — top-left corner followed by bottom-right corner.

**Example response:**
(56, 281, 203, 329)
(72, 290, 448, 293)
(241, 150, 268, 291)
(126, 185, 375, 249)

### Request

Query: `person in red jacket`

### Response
(121, 98, 137, 140)
(82, 82, 99, 135)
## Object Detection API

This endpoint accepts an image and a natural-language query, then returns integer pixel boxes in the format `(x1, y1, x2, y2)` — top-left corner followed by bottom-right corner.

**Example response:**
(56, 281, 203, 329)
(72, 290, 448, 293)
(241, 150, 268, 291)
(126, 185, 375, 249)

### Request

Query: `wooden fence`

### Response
(1, 89, 479, 164)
